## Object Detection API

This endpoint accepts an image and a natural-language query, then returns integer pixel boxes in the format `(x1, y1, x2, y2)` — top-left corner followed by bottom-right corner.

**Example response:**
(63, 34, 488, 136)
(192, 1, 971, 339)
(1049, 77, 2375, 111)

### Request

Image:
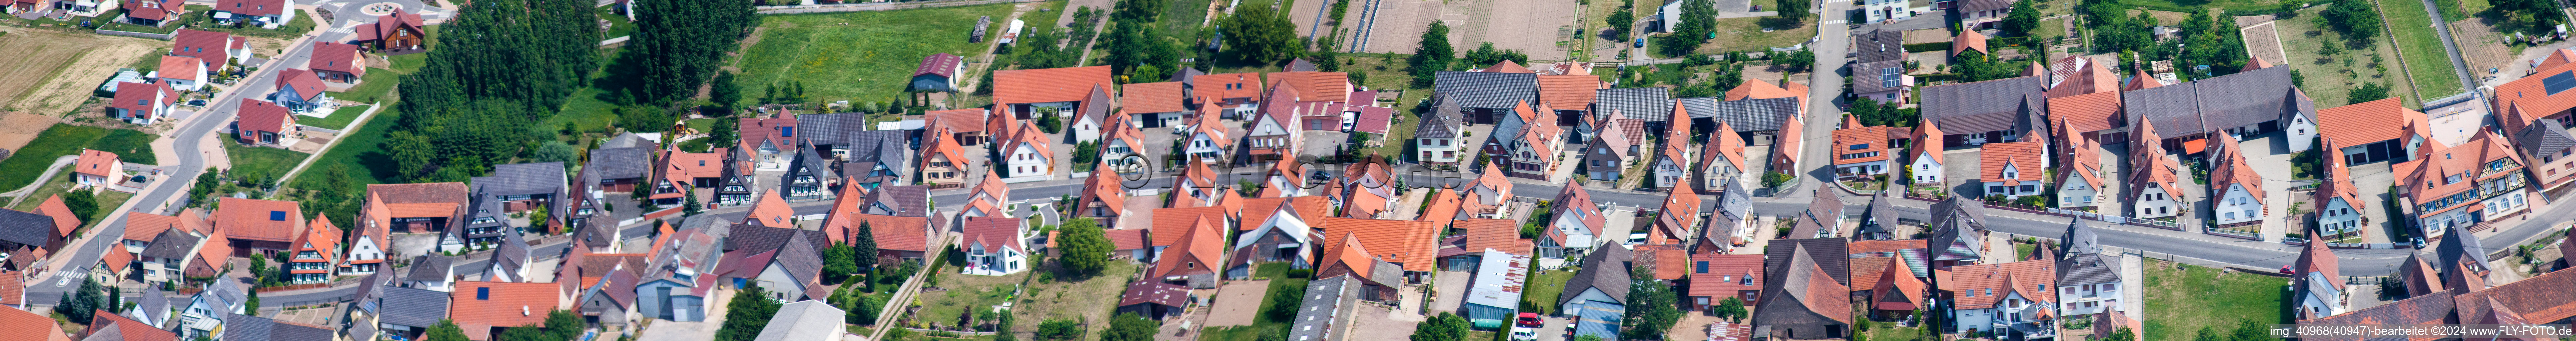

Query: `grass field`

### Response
(8, 168, 135, 231)
(171, 5, 318, 39)
(1009, 264, 1142, 338)
(599, 5, 635, 39)
(291, 107, 403, 189)
(1197, 263, 1311, 341)
(2273, 6, 2418, 106)
(1518, 268, 1576, 316)
(302, 105, 372, 130)
(914, 270, 1026, 330)
(335, 68, 404, 104)
(1688, 17, 1817, 57)
(2111, 0, 2309, 15)
(2376, 0, 2464, 97)
(0, 125, 112, 190)
(731, 4, 1019, 106)
(225, 141, 311, 180)
(2142, 261, 2288, 341)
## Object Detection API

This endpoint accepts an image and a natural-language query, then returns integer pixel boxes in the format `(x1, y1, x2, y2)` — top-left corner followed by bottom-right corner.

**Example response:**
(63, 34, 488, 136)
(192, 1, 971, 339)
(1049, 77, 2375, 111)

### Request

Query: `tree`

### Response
(532, 141, 579, 165)
(1113, 0, 1164, 23)
(1410, 312, 1469, 341)
(394, 0, 599, 119)
(2106, 327, 2139, 341)
(244, 289, 261, 313)
(994, 309, 1020, 341)
(626, 0, 755, 104)
(1037, 319, 1083, 340)
(1621, 268, 1682, 339)
(1762, 171, 1795, 188)
(2321, 0, 2381, 45)
(852, 222, 880, 271)
(1777, 48, 1815, 73)
(1221, 4, 1299, 65)
(424, 320, 472, 341)
(1101, 21, 1182, 81)
(2273, 0, 2302, 18)
(1572, 336, 1607, 341)
(60, 190, 97, 224)
(1100, 313, 1160, 341)
(1605, 7, 1635, 40)
(2349, 82, 2392, 104)
(1775, 0, 1809, 20)
(1056, 217, 1111, 278)
(714, 285, 785, 341)
(1461, 42, 1529, 67)
(1712, 297, 1748, 322)
(1659, 0, 1717, 56)
(2001, 0, 2041, 37)
(1407, 21, 1454, 87)
(1263, 280, 1307, 322)
(710, 71, 742, 108)
(62, 279, 104, 324)
(710, 116, 740, 148)
(823, 245, 859, 284)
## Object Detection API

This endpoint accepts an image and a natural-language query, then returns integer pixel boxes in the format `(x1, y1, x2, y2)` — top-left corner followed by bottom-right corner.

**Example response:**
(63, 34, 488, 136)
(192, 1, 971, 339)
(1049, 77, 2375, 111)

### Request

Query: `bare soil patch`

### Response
(0, 27, 160, 152)
(2448, 18, 2514, 78)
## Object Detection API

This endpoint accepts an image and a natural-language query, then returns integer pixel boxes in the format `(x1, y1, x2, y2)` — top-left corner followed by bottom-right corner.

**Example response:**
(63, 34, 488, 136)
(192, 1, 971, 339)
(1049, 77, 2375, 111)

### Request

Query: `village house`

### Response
(908, 53, 965, 102)
(1754, 240, 1853, 340)
(1907, 120, 1946, 185)
(1582, 114, 1643, 181)
(917, 129, 972, 188)
(309, 42, 365, 83)
(1123, 81, 1189, 128)
(960, 217, 1030, 276)
(1977, 141, 2046, 198)
(72, 149, 121, 188)
(1940, 260, 2057, 338)
(286, 216, 342, 284)
(2393, 131, 2533, 238)
(212, 197, 305, 257)
(233, 99, 299, 147)
(1102, 112, 1155, 174)
(1852, 30, 1914, 105)
(449, 281, 570, 340)
(171, 30, 248, 68)
(211, 0, 290, 27)
(2291, 235, 2347, 319)
(992, 66, 1114, 120)
(1558, 244, 1630, 339)
(1700, 119, 1752, 191)
(156, 56, 205, 92)
(108, 81, 176, 125)
(2208, 136, 2269, 229)
(1537, 182, 1605, 264)
(270, 68, 331, 113)
(1434, 71, 1540, 125)
(1193, 72, 1265, 118)
(2121, 65, 2317, 153)
(1831, 115, 1894, 180)
(2053, 127, 2108, 209)
(998, 120, 1056, 182)
(348, 8, 428, 52)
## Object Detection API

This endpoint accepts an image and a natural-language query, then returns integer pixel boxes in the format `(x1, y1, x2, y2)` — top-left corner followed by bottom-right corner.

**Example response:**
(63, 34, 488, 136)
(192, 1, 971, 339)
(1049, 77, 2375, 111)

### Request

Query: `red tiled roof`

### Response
(913, 53, 963, 78)
(2494, 59, 2576, 125)
(308, 42, 365, 77)
(1318, 217, 1441, 272)
(1454, 218, 1530, 256)
(1936, 259, 2056, 309)
(1121, 82, 1188, 113)
(109, 81, 169, 118)
(960, 216, 1024, 253)
(0, 299, 65, 341)
(1689, 254, 1764, 297)
(1831, 122, 1892, 165)
(1725, 79, 1807, 108)
(1537, 74, 1600, 108)
(158, 56, 199, 81)
(2210, 136, 2267, 203)
(122, 0, 181, 22)
(360, 9, 426, 43)
(1870, 254, 1926, 310)
(122, 210, 204, 243)
(275, 69, 325, 101)
(834, 212, 932, 252)
(215, 0, 286, 17)
(91, 308, 174, 341)
(1952, 30, 1989, 56)
(2044, 59, 2119, 98)
(1151, 214, 1225, 278)
(1268, 71, 1351, 103)
(450, 281, 566, 340)
(1635, 244, 1687, 280)
(1479, 60, 1532, 73)
(745, 190, 794, 228)
(290, 216, 342, 275)
(75, 149, 119, 179)
(925, 108, 987, 135)
(214, 197, 303, 242)
(994, 66, 1116, 105)
(1151, 207, 1228, 247)
(1977, 141, 2045, 185)
(2316, 98, 2430, 150)
(1106, 229, 1147, 251)
(2045, 91, 2122, 133)
(236, 99, 295, 134)
(1192, 72, 1265, 101)
(737, 117, 798, 150)
(170, 30, 234, 63)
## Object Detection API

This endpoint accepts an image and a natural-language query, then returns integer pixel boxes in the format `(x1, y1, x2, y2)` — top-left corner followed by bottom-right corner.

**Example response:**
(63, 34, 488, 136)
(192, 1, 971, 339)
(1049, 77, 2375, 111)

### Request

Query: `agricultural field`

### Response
(0, 27, 160, 152)
(2375, 0, 2465, 96)
(1684, 16, 1817, 57)
(2267, 6, 2418, 106)
(730, 3, 1027, 106)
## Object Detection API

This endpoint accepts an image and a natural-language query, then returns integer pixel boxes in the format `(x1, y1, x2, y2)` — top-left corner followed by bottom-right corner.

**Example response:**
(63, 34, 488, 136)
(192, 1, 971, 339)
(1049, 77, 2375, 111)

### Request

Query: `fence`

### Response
(1900, 191, 2187, 229)
(96, 28, 175, 40)
(2205, 227, 2261, 240)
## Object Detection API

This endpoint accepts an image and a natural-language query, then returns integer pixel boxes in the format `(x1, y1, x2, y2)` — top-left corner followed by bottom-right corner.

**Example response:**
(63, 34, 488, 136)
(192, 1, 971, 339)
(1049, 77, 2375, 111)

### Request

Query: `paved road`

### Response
(1791, 0, 1851, 193)
(28, 28, 354, 306)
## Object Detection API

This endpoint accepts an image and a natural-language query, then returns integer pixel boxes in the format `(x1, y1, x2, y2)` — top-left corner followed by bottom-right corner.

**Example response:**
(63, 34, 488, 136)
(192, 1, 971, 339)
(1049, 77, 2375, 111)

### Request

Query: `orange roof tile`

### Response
(101, 245, 134, 274)
(926, 108, 988, 135)
(1235, 197, 1288, 231)
(214, 198, 304, 242)
(1537, 74, 1601, 108)
(33, 195, 79, 237)
(1151, 214, 1226, 279)
(2046, 91, 2122, 133)
(1952, 30, 1989, 56)
(1122, 81, 1189, 113)
(1689, 254, 1765, 297)
(1192, 72, 1266, 101)
(1937, 260, 2056, 309)
(75, 149, 118, 178)
(2494, 60, 2576, 126)
(1977, 141, 2045, 186)
(1152, 207, 1229, 247)
(290, 216, 342, 274)
(1910, 119, 1945, 165)
(2123, 69, 2164, 91)
(993, 66, 1115, 105)
(449, 281, 566, 340)
(1267, 71, 1352, 103)
(2211, 136, 2267, 203)
(1480, 60, 1533, 73)
(1106, 229, 1147, 251)
(122, 210, 202, 242)
(2316, 98, 2431, 150)
(0, 299, 66, 341)
(1636, 244, 1688, 280)
(1455, 218, 1530, 256)
(1831, 124, 1892, 164)
(745, 190, 795, 228)
(1319, 216, 1442, 272)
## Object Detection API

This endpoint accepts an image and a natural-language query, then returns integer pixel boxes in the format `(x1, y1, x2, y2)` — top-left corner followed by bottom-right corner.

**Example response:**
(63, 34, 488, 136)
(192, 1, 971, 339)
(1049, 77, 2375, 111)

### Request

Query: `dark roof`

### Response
(771, 232, 824, 285)
(223, 314, 334, 341)
(792, 113, 866, 147)
(141, 228, 199, 260)
(1688, 97, 1801, 132)
(2435, 224, 2492, 272)
(136, 286, 172, 322)
(2060, 219, 2101, 258)
(1763, 238, 1851, 286)
(1415, 95, 1463, 139)
(376, 285, 450, 328)
(492, 230, 530, 279)
(2513, 119, 2576, 159)
(1594, 87, 1674, 121)
(1920, 76, 2048, 134)
(1959, 0, 2012, 12)
(405, 255, 454, 283)
(865, 185, 932, 217)
(2122, 66, 2312, 136)
(1858, 193, 1898, 236)
(1927, 199, 1986, 262)
(1558, 244, 1633, 307)
(0, 209, 55, 247)
(1287, 276, 1356, 341)
(724, 223, 832, 253)
(1854, 15, 1946, 34)
(2056, 253, 2122, 285)
(587, 147, 652, 180)
(1852, 60, 1909, 95)
(480, 162, 567, 197)
(1433, 71, 1539, 109)
(1855, 29, 1905, 64)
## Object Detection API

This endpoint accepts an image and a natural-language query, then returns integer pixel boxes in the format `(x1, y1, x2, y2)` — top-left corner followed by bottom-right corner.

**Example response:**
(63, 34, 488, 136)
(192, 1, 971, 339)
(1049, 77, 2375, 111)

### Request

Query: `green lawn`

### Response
(2275, 5, 2417, 106)
(169, 5, 318, 39)
(2111, 0, 2309, 15)
(8, 168, 136, 232)
(1518, 268, 1577, 316)
(302, 105, 372, 130)
(2143, 262, 2289, 341)
(1198, 263, 1310, 341)
(0, 125, 113, 190)
(913, 270, 1026, 330)
(386, 26, 442, 74)
(292, 107, 405, 189)
(730, 4, 1019, 105)
(598, 5, 634, 39)
(1682, 16, 1817, 57)
(2378, 0, 2465, 96)
(224, 141, 311, 180)
(546, 86, 624, 141)
(334, 68, 403, 104)
(1010, 264, 1143, 338)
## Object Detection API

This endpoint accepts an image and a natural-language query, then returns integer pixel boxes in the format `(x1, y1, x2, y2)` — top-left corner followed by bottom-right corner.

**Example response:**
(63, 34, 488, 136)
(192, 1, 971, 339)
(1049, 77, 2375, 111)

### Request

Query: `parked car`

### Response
(1634, 38, 1646, 47)
(1511, 313, 1542, 341)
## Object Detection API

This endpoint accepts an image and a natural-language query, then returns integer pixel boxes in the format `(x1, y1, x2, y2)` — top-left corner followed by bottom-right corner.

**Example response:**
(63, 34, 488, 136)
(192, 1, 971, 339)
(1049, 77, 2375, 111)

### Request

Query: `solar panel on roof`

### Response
(2548, 71, 2576, 95)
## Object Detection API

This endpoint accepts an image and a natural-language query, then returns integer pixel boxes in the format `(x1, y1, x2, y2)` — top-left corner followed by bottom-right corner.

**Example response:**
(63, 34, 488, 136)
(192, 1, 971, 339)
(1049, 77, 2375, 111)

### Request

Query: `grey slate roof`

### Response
(771, 232, 823, 285)
(134, 286, 172, 323)
(794, 113, 871, 147)
(2060, 219, 2101, 258)
(588, 147, 653, 180)
(81, 321, 124, 341)
(224, 313, 334, 341)
(1415, 95, 1463, 139)
(1594, 87, 1674, 121)
(141, 228, 199, 260)
(1434, 71, 1539, 109)
(2435, 224, 2492, 271)
(865, 185, 932, 217)
(2122, 66, 2313, 137)
(1928, 212, 1984, 262)
(406, 255, 455, 283)
(1852, 60, 1909, 95)
(1959, 0, 2012, 12)
(1288, 276, 1358, 341)
(1855, 29, 1905, 64)
(1858, 193, 1899, 238)
(2056, 253, 2122, 285)
(377, 285, 451, 328)
(1854, 15, 1946, 34)
(492, 230, 530, 280)
(0, 209, 54, 247)
(1707, 180, 1752, 242)
(1557, 244, 1633, 307)
(601, 133, 655, 149)
(1763, 238, 1851, 286)
(2514, 119, 2576, 159)
(724, 224, 832, 253)
(1688, 97, 1801, 132)
(1920, 76, 2048, 134)
(481, 162, 568, 197)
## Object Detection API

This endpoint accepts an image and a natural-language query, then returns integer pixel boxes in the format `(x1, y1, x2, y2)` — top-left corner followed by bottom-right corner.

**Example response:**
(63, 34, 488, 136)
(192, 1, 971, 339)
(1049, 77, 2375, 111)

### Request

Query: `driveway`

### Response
(1428, 270, 1470, 315)
(1941, 147, 1982, 196)
(1203, 280, 1269, 327)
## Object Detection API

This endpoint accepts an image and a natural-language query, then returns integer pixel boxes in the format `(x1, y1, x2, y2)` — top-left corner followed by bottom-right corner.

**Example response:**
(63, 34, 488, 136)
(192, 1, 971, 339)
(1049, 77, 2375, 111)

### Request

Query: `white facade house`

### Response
(342, 232, 388, 274)
(1185, 125, 1230, 164)
(1420, 136, 1466, 164)
(961, 217, 1031, 276)
(1910, 154, 1944, 184)
(2055, 159, 2106, 209)
(1652, 152, 1690, 189)
(2212, 182, 2264, 225)
(1002, 139, 1052, 182)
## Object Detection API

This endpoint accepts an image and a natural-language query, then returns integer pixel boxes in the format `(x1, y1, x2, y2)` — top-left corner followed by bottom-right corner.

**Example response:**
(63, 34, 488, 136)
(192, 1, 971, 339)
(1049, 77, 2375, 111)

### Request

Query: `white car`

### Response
(1510, 326, 1538, 341)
